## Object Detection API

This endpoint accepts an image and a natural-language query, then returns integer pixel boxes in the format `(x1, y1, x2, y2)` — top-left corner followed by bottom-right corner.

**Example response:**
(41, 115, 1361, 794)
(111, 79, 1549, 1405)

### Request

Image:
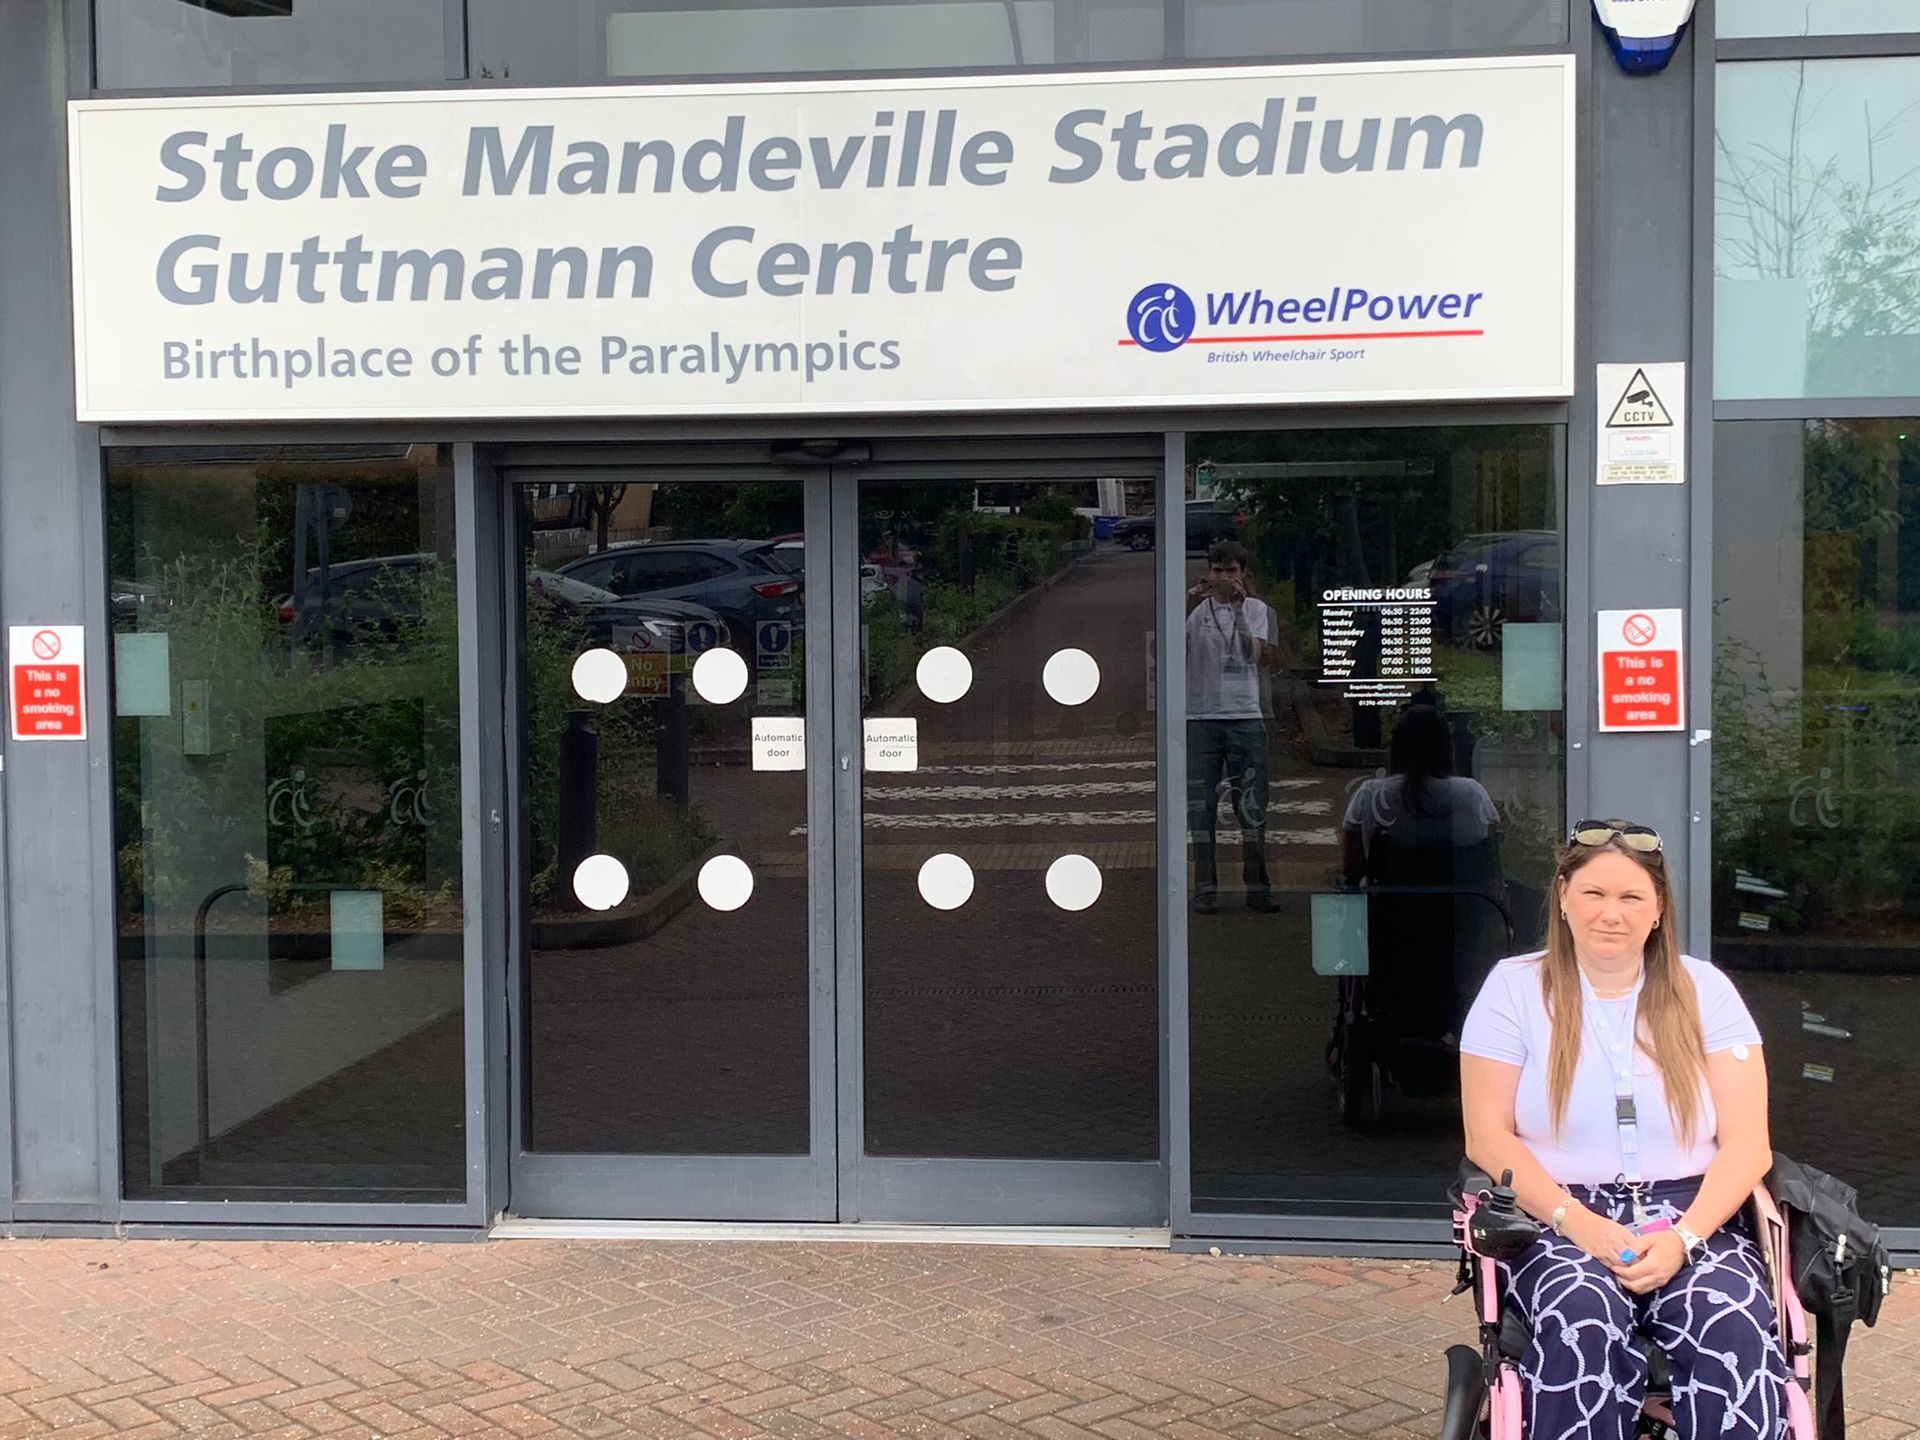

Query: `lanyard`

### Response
(1584, 984, 1647, 1204)
(1208, 601, 1251, 660)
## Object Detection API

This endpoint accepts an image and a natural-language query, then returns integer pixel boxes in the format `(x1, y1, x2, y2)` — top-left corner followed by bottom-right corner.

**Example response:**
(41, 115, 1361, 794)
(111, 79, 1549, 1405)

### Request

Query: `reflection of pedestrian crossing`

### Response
(773, 754, 1345, 846)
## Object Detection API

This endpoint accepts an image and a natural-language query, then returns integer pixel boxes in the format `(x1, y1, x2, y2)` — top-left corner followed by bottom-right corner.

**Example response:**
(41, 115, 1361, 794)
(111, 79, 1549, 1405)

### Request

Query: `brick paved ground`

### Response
(0, 1239, 1913, 1439)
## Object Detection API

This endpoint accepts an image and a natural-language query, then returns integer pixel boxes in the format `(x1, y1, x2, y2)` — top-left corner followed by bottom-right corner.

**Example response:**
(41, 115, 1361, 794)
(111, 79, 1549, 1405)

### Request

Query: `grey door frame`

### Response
(495, 435, 1170, 1224)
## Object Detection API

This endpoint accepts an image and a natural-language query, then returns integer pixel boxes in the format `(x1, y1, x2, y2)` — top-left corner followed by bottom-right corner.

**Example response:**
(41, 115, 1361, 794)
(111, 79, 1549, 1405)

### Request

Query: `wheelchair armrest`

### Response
(1449, 1156, 1496, 1208)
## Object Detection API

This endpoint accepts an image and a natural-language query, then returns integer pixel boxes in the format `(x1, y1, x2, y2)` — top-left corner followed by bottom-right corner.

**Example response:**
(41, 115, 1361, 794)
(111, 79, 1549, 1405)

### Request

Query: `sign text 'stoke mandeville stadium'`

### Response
(67, 57, 1573, 420)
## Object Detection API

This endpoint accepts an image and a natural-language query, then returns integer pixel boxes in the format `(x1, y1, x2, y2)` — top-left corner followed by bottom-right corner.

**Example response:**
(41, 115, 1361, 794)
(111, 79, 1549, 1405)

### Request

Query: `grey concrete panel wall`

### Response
(0, 0, 117, 1216)
(1578, 26, 1700, 919)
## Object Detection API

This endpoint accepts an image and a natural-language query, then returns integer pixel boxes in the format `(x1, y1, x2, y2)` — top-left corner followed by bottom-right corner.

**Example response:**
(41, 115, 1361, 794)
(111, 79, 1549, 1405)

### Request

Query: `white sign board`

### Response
(1597, 362, 1685, 485)
(67, 58, 1574, 422)
(1597, 607, 1684, 733)
(751, 716, 805, 771)
(863, 718, 918, 772)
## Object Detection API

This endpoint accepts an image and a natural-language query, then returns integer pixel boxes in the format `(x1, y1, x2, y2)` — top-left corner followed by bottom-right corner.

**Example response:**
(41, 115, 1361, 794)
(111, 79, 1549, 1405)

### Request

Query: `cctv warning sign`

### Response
(1597, 608, 1683, 732)
(1597, 362, 1685, 485)
(10, 625, 87, 740)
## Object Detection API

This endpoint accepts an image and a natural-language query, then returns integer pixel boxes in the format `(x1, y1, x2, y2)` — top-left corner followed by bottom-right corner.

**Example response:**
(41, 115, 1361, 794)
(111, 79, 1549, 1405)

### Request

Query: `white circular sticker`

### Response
(917, 853, 975, 911)
(1045, 854, 1104, 912)
(692, 647, 749, 705)
(1731, 1044, 1751, 1062)
(1042, 648, 1101, 706)
(916, 646, 973, 704)
(572, 854, 630, 912)
(570, 648, 628, 705)
(697, 854, 755, 912)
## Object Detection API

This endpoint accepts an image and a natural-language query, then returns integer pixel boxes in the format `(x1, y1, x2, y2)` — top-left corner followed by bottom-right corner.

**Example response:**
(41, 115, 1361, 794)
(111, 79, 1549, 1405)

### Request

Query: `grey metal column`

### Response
(1577, 22, 1701, 902)
(1161, 433, 1191, 1233)
(454, 444, 506, 1226)
(0, 0, 119, 1222)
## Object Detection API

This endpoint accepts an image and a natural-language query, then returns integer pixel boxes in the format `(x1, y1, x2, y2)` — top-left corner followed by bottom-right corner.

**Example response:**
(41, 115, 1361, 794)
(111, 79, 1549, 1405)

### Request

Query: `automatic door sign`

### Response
(9, 625, 88, 741)
(1597, 607, 1684, 732)
(1598, 362, 1685, 485)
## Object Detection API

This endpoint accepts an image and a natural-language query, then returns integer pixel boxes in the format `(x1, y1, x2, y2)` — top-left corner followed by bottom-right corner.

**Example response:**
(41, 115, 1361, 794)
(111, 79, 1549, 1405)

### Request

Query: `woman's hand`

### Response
(1561, 1206, 1642, 1270)
(1610, 1229, 1689, 1294)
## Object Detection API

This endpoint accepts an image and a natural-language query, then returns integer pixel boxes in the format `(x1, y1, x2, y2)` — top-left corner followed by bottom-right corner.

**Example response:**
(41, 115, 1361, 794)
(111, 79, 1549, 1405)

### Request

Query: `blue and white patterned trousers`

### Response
(1501, 1177, 1788, 1440)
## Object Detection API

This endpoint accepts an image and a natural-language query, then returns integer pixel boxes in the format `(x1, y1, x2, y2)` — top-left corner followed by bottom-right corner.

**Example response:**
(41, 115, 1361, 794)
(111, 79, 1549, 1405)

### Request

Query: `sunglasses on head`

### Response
(1569, 820, 1663, 853)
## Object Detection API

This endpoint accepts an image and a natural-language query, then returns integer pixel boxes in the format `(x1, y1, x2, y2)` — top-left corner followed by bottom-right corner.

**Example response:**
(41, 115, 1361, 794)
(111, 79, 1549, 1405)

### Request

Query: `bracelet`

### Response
(1550, 1199, 1571, 1235)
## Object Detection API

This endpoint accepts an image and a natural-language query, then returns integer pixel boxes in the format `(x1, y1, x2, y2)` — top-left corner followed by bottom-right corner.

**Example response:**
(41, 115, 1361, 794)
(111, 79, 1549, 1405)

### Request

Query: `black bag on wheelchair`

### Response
(1764, 1152, 1893, 1440)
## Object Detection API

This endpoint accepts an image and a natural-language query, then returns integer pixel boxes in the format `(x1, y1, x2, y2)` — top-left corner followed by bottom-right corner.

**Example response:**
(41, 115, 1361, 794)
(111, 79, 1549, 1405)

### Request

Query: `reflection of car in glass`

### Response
(554, 539, 800, 649)
(765, 539, 886, 604)
(526, 570, 729, 654)
(277, 553, 440, 645)
(110, 577, 166, 623)
(1109, 499, 1246, 553)
(1419, 530, 1561, 649)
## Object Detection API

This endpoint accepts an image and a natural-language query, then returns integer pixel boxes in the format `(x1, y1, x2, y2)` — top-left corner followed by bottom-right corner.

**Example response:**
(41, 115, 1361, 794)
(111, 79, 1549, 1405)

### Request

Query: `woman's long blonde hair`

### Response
(1542, 826, 1708, 1144)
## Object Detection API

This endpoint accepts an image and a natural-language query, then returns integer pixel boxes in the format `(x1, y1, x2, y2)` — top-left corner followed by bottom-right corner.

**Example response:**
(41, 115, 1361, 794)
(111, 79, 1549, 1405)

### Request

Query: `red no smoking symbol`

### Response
(30, 630, 61, 661)
(1622, 613, 1657, 647)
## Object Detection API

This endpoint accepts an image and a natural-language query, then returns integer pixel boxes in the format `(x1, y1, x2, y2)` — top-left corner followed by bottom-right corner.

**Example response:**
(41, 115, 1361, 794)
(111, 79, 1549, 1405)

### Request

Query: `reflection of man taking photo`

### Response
(1186, 540, 1280, 914)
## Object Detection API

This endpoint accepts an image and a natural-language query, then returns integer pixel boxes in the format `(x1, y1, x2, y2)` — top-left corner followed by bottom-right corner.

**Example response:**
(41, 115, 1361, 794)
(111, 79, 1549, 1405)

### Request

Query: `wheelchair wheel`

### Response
(1438, 1345, 1485, 1440)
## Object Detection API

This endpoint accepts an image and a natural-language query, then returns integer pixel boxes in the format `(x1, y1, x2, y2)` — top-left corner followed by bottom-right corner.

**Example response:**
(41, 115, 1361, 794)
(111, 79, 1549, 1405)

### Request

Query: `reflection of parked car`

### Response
(1109, 499, 1247, 553)
(110, 577, 166, 623)
(527, 570, 729, 654)
(277, 553, 440, 645)
(764, 539, 886, 604)
(555, 539, 800, 650)
(1419, 530, 1560, 649)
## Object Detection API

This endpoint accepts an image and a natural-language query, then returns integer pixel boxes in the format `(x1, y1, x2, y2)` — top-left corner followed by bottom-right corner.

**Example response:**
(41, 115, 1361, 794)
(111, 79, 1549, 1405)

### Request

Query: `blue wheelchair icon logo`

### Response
(1126, 282, 1196, 353)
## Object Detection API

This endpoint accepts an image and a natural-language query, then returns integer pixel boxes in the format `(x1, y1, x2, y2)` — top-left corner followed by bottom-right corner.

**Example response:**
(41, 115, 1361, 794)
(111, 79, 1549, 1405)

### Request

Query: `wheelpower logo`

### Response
(1121, 279, 1488, 358)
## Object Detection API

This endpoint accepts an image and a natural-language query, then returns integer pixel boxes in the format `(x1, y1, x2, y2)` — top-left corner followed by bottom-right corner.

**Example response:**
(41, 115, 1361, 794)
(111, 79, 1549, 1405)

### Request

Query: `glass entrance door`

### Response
(504, 441, 1164, 1224)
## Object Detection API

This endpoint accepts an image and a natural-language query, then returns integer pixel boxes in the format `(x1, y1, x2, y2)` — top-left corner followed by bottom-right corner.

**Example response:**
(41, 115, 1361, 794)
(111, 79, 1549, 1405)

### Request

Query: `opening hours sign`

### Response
(1597, 608, 1683, 732)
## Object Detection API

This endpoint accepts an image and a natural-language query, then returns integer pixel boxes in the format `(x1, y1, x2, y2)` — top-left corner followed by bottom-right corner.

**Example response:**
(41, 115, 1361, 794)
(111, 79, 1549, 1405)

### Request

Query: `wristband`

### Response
(1550, 1199, 1570, 1235)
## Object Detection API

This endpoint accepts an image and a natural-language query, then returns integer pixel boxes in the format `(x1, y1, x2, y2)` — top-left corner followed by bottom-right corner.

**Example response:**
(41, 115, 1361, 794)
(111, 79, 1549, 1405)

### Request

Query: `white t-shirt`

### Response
(1343, 774, 1500, 852)
(1460, 952, 1763, 1185)
(1186, 597, 1271, 720)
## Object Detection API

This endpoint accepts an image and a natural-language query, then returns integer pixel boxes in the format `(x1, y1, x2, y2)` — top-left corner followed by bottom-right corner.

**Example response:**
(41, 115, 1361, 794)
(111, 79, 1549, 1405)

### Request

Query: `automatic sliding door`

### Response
(841, 462, 1164, 1225)
(507, 470, 835, 1221)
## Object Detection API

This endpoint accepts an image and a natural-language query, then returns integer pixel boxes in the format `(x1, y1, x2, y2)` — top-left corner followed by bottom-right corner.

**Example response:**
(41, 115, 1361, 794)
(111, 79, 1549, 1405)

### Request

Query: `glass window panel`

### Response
(95, 0, 452, 90)
(1716, 59, 1920, 400)
(468, 0, 1160, 84)
(1186, 0, 1566, 60)
(111, 444, 464, 1203)
(519, 480, 812, 1155)
(1720, 2, 1920, 38)
(1184, 425, 1564, 1217)
(1712, 418, 1920, 1226)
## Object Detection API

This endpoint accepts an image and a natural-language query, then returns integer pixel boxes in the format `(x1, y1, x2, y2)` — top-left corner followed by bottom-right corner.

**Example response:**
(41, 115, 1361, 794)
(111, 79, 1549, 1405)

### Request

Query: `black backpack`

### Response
(1764, 1153, 1893, 1440)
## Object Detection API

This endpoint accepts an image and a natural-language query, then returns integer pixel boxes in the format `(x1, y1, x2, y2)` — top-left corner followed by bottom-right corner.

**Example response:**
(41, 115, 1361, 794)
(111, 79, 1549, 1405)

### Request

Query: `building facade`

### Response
(0, 0, 1915, 1258)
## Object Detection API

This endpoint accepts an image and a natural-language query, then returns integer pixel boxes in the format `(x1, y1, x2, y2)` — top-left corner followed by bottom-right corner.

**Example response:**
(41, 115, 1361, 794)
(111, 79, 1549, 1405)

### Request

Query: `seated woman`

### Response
(1460, 820, 1787, 1440)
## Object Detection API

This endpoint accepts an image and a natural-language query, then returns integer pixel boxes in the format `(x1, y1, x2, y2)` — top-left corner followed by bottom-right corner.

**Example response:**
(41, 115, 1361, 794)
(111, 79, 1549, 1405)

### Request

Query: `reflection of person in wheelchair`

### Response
(1452, 820, 1796, 1440)
(1329, 704, 1507, 1124)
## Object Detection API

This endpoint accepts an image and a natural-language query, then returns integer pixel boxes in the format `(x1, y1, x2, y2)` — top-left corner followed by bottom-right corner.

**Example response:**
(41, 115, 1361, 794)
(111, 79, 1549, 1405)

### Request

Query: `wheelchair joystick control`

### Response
(1470, 1169, 1541, 1261)
(1489, 1171, 1518, 1214)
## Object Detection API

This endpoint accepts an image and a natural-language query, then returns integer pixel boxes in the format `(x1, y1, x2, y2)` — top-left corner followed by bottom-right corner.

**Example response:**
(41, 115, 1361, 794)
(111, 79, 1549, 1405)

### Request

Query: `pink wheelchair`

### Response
(1442, 1164, 1819, 1440)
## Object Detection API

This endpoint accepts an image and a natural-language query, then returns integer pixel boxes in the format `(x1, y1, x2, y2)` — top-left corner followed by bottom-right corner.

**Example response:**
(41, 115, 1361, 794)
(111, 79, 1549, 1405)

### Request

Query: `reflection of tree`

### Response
(1716, 64, 1920, 392)
(580, 482, 628, 552)
(1712, 422, 1920, 941)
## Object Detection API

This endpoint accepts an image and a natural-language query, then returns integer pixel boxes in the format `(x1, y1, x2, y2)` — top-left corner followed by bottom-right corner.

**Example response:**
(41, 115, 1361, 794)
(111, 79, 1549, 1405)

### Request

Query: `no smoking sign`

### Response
(1597, 608, 1683, 733)
(10, 624, 88, 741)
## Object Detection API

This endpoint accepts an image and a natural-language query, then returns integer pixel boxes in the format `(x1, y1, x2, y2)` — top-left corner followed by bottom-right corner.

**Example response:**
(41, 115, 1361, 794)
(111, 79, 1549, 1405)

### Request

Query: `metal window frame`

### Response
(75, 0, 1575, 97)
(1718, 34, 1920, 61)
